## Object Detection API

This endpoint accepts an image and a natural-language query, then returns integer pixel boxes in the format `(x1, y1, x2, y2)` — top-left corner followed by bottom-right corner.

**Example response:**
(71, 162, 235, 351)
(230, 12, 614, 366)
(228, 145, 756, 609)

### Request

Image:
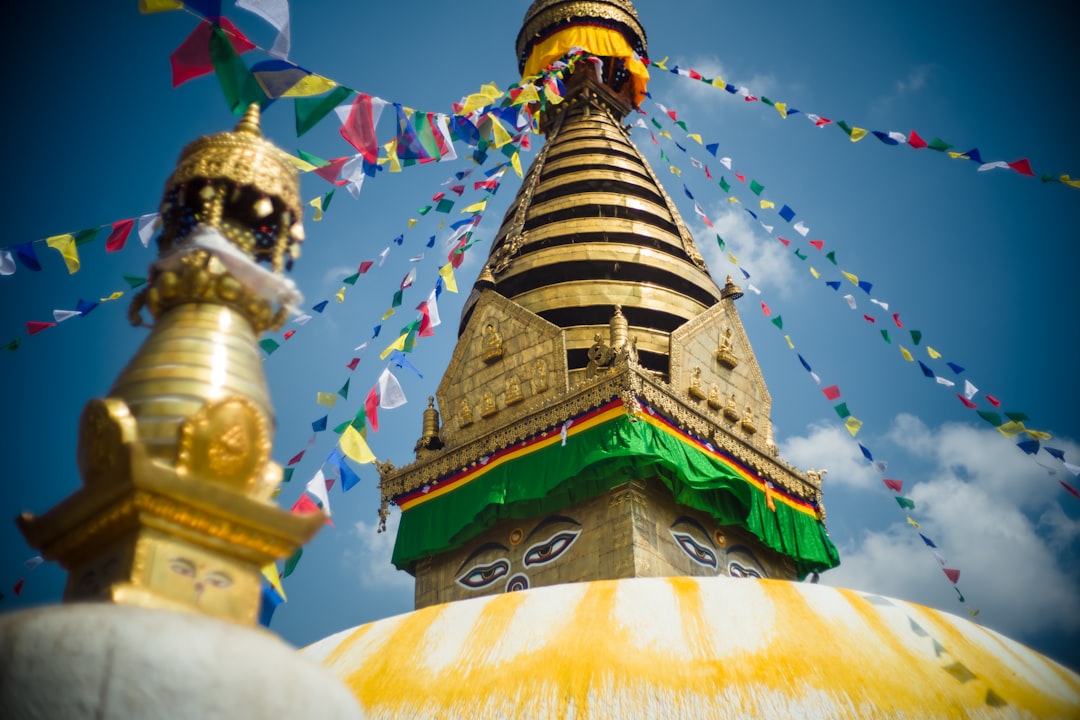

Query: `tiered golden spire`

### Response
(18, 105, 323, 626)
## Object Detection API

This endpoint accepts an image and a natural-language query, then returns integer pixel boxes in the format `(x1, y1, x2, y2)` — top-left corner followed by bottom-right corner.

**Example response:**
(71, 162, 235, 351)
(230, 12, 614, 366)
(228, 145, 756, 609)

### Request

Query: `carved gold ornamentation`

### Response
(805, 468, 828, 488)
(481, 323, 505, 364)
(77, 398, 137, 488)
(687, 366, 706, 401)
(741, 406, 757, 435)
(707, 384, 722, 411)
(505, 375, 525, 405)
(479, 391, 498, 418)
(533, 358, 550, 394)
(458, 398, 475, 428)
(177, 397, 271, 494)
(723, 393, 740, 422)
(716, 327, 739, 369)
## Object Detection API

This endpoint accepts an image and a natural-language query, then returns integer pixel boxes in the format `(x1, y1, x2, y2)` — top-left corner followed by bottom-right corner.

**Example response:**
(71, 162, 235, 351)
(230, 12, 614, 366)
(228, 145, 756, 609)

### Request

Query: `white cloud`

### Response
(814, 414, 1080, 645)
(871, 63, 937, 113)
(780, 421, 878, 490)
(347, 510, 415, 594)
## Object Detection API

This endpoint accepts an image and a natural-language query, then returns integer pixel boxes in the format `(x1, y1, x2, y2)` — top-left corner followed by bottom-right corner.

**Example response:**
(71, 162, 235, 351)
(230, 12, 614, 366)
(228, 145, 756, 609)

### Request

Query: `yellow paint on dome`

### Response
(302, 576, 1080, 719)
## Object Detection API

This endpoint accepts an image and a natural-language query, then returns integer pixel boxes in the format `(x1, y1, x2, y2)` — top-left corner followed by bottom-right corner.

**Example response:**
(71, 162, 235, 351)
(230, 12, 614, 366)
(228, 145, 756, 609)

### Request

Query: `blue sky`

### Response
(3, 1, 1078, 671)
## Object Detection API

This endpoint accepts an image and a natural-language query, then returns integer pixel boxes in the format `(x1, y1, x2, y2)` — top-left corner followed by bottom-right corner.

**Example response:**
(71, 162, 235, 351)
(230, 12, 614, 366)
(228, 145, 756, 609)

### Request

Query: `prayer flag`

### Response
(895, 496, 915, 510)
(364, 386, 380, 431)
(316, 392, 337, 407)
(340, 425, 376, 464)
(45, 235, 80, 274)
(822, 385, 841, 400)
(883, 478, 903, 492)
(844, 416, 862, 436)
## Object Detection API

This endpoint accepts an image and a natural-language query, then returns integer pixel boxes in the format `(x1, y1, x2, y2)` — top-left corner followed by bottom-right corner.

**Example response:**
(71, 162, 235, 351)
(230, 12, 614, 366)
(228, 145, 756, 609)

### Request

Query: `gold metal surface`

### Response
(510, 281, 711, 320)
(18, 106, 320, 626)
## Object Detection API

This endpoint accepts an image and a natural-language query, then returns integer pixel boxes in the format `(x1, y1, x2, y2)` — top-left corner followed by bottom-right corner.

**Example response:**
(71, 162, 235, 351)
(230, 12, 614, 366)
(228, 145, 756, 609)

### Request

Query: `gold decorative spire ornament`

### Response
(17, 105, 323, 626)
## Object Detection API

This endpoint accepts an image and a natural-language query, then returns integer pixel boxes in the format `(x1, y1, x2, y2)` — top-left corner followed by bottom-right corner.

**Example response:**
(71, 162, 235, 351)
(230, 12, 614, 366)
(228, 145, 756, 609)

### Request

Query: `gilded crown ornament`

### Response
(18, 105, 323, 626)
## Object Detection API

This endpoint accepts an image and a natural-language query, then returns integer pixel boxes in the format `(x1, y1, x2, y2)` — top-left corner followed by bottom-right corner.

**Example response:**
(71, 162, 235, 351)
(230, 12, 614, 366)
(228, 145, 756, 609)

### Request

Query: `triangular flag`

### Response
(377, 368, 408, 409)
(340, 425, 376, 464)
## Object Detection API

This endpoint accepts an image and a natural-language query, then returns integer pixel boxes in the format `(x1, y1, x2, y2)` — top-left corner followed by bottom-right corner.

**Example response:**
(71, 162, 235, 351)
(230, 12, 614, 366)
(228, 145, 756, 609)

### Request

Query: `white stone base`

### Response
(0, 603, 362, 719)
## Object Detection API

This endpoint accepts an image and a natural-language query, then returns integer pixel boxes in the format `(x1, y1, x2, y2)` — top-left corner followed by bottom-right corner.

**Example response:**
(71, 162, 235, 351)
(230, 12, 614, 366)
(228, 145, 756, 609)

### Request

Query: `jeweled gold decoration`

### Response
(17, 106, 322, 626)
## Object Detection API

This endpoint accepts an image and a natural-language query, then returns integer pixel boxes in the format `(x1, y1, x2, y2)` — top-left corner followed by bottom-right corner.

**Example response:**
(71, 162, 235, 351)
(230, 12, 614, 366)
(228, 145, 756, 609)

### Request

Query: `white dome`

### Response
(303, 575, 1080, 719)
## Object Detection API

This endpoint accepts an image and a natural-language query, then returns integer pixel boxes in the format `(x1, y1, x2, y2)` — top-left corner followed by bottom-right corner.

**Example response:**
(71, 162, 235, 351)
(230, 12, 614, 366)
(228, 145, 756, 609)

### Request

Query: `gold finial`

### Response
(609, 304, 629, 350)
(476, 264, 496, 288)
(235, 102, 263, 137)
(415, 397, 444, 456)
(17, 113, 322, 627)
(721, 275, 744, 301)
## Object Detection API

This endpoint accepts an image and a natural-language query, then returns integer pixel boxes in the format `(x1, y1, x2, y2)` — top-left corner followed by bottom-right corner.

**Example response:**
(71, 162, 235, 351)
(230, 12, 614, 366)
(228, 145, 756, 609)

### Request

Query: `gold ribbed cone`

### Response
(466, 94, 720, 377)
(108, 304, 271, 462)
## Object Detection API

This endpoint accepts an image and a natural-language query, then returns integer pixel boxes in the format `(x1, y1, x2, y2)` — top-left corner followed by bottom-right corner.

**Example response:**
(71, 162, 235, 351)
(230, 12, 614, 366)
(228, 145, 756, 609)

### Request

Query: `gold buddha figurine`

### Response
(707, 383, 722, 410)
(532, 358, 549, 393)
(724, 392, 740, 422)
(481, 323, 505, 363)
(688, 366, 706, 401)
(480, 390, 498, 418)
(741, 405, 757, 434)
(458, 398, 475, 428)
(716, 327, 738, 369)
(505, 374, 524, 405)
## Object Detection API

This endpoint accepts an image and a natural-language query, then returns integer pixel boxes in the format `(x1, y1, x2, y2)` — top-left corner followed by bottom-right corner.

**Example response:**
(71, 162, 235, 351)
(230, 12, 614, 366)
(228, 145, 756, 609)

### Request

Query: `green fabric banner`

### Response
(392, 412, 839, 577)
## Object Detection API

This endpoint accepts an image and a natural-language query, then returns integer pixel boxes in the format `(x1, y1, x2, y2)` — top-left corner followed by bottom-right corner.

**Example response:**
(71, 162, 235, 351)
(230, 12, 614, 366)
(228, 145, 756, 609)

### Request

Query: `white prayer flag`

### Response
(137, 213, 160, 247)
(305, 468, 331, 516)
(963, 379, 978, 400)
(378, 367, 408, 409)
(843, 294, 857, 310)
(793, 220, 810, 236)
(0, 249, 14, 275)
(52, 309, 81, 323)
(237, 0, 291, 58)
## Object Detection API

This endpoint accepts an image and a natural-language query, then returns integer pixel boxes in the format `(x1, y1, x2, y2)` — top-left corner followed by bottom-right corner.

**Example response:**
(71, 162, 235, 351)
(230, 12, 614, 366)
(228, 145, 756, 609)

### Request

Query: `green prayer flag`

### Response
(977, 410, 1003, 426)
(1005, 411, 1030, 423)
(501, 143, 518, 159)
(321, 189, 335, 211)
(281, 467, 294, 483)
(719, 177, 731, 192)
(836, 120, 853, 136)
(825, 250, 838, 265)
(760, 96, 774, 107)
(749, 180, 764, 195)
(209, 26, 269, 115)
(651, 117, 662, 129)
(343, 272, 360, 285)
(404, 325, 419, 352)
(1041, 173, 1058, 184)
(675, 120, 688, 132)
(332, 420, 351, 435)
(295, 86, 353, 137)
(771, 316, 783, 330)
(74, 227, 101, 246)
(338, 378, 350, 399)
(399, 318, 421, 336)
(435, 199, 455, 213)
(895, 496, 916, 510)
(910, 329, 922, 345)
(928, 137, 953, 152)
(259, 338, 280, 355)
(4, 338, 20, 352)
(834, 402, 850, 419)
(282, 547, 303, 578)
(296, 149, 330, 167)
(794, 249, 807, 260)
(716, 234, 726, 251)
(418, 205, 432, 215)
(880, 329, 891, 343)
(123, 274, 147, 289)
(391, 290, 403, 308)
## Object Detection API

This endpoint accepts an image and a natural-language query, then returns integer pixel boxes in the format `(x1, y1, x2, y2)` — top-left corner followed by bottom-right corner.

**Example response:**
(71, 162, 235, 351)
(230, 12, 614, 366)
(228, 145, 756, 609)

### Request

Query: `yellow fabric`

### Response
(784, 335, 795, 349)
(907, 515, 921, 528)
(899, 346, 914, 362)
(335, 287, 346, 303)
(457, 83, 504, 115)
(809, 266, 820, 279)
(1061, 174, 1080, 188)
(286, 155, 319, 173)
(45, 234, 79, 274)
(997, 421, 1026, 438)
(486, 113, 513, 147)
(844, 416, 863, 437)
(408, 218, 418, 229)
(511, 151, 523, 178)
(849, 126, 868, 142)
(439, 263, 458, 293)
(316, 392, 337, 407)
(281, 75, 337, 98)
(512, 85, 540, 106)
(382, 308, 395, 320)
(775, 102, 788, 119)
(669, 166, 681, 175)
(760, 200, 775, 209)
(309, 197, 323, 222)
(380, 333, 408, 360)
(462, 200, 487, 214)
(522, 25, 649, 106)
(101, 291, 124, 302)
(139, 0, 182, 12)
(687, 133, 702, 144)
(261, 564, 287, 602)
(340, 426, 376, 464)
(841, 270, 859, 285)
(927, 346, 942, 359)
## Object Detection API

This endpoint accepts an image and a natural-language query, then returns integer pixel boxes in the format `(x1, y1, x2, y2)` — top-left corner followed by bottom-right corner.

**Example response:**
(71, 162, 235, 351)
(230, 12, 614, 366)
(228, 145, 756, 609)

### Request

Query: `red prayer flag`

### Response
(1060, 481, 1080, 499)
(283, 330, 296, 340)
(908, 130, 928, 149)
(346, 357, 360, 370)
(450, 184, 465, 195)
(340, 93, 381, 164)
(814, 116, 832, 127)
(170, 18, 254, 88)
(26, 321, 56, 335)
(1008, 158, 1035, 176)
(13, 578, 25, 596)
(883, 478, 903, 492)
(761, 302, 771, 316)
(286, 449, 305, 466)
(418, 306, 435, 337)
(431, 191, 445, 202)
(365, 386, 380, 432)
(943, 568, 961, 584)
(808, 240, 825, 251)
(986, 395, 1001, 407)
(290, 493, 321, 515)
(777, 237, 791, 247)
(892, 313, 903, 328)
(822, 385, 841, 400)
(863, 314, 876, 323)
(358, 261, 374, 274)
(735, 173, 746, 183)
(106, 219, 134, 253)
(957, 393, 978, 409)
(313, 157, 348, 186)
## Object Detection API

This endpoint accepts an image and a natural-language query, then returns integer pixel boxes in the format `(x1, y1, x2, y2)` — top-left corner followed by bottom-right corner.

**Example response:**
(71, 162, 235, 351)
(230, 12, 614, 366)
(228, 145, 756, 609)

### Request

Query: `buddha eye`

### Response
(728, 561, 762, 579)
(522, 530, 580, 567)
(671, 532, 718, 569)
(456, 559, 510, 590)
(204, 571, 233, 589)
(170, 557, 196, 578)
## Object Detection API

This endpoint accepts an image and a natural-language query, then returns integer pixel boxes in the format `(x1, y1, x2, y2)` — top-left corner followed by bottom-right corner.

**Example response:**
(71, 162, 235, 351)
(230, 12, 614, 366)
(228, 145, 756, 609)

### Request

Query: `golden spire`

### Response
(17, 106, 323, 626)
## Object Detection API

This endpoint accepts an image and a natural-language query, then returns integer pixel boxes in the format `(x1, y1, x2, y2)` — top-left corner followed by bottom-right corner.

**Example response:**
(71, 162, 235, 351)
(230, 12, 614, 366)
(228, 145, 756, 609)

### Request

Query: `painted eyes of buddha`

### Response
(457, 560, 511, 589)
(523, 530, 580, 567)
(455, 516, 582, 591)
(670, 531, 718, 570)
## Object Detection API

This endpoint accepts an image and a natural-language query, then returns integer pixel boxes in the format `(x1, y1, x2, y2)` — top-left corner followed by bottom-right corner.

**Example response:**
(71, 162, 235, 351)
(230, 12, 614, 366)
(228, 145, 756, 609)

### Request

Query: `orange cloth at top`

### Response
(522, 25, 649, 107)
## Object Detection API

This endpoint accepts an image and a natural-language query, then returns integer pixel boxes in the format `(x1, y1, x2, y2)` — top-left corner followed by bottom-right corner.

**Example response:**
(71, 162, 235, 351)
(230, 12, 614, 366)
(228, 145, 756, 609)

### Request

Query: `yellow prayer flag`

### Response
(775, 102, 788, 119)
(927, 346, 942, 359)
(101, 291, 124, 302)
(46, 234, 80, 274)
(1060, 174, 1080, 189)
(841, 270, 859, 286)
(1025, 429, 1052, 440)
(727, 252, 738, 265)
(809, 266, 820, 279)
(387, 150, 402, 173)
(379, 333, 408, 360)
(669, 166, 681, 175)
(439, 263, 458, 293)
(687, 133, 702, 144)
(760, 200, 775, 209)
(408, 218, 418, 229)
(849, 127, 868, 142)
(340, 425, 376, 464)
(906, 516, 921, 529)
(899, 346, 914, 362)
(487, 114, 513, 148)
(281, 75, 337, 98)
(139, 0, 183, 12)
(317, 392, 338, 408)
(784, 335, 795, 349)
(947, 151, 970, 160)
(844, 416, 863, 437)
(711, 76, 725, 87)
(511, 151, 523, 179)
(659, 130, 672, 139)
(309, 197, 323, 222)
(653, 56, 669, 70)
(727, 196, 741, 204)
(261, 564, 287, 602)
(286, 155, 319, 173)
(512, 85, 540, 106)
(335, 287, 346, 302)
(381, 308, 395, 320)
(996, 421, 1026, 438)
(461, 199, 488, 214)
